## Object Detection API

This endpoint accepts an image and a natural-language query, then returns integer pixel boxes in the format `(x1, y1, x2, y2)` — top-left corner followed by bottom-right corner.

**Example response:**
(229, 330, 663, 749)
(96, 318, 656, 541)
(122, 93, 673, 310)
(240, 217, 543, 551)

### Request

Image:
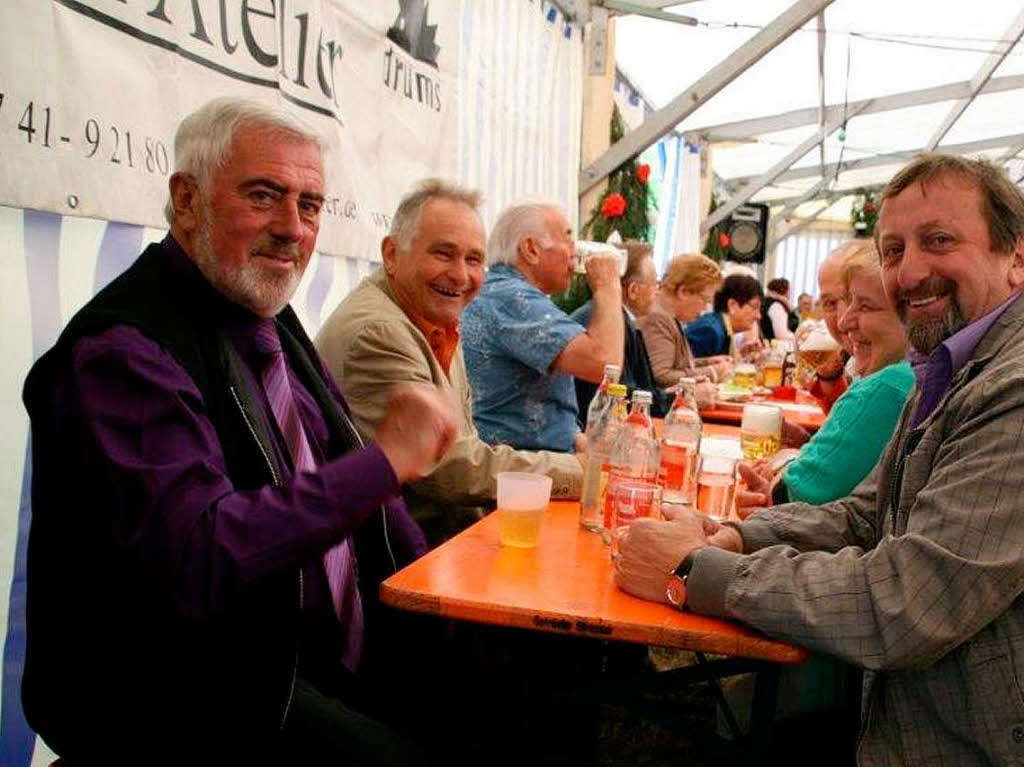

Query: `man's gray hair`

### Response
(164, 97, 323, 225)
(390, 179, 482, 249)
(487, 201, 564, 267)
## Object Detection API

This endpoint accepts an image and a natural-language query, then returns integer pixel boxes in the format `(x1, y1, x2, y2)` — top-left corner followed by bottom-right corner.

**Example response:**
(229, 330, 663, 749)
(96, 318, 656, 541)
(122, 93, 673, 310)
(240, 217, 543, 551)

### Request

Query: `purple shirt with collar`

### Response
(62, 237, 423, 651)
(909, 290, 1024, 429)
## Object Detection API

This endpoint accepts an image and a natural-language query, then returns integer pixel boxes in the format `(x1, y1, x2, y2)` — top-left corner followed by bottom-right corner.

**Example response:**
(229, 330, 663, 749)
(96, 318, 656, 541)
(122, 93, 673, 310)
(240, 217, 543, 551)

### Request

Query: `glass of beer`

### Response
(761, 348, 785, 388)
(740, 404, 783, 460)
(496, 472, 552, 548)
(695, 455, 739, 521)
(731, 362, 757, 390)
(796, 322, 840, 386)
(572, 241, 628, 276)
(608, 480, 661, 559)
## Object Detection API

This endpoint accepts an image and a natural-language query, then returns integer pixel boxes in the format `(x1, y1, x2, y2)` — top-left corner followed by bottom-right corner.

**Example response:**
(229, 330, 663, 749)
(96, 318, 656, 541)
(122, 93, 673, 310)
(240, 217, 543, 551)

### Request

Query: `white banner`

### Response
(0, 0, 460, 260)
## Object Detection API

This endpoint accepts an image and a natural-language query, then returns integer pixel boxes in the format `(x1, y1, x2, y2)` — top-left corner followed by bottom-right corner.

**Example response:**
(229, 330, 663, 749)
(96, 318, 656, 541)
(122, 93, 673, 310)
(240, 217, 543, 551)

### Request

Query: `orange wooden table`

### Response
(381, 500, 803, 665)
(381, 425, 806, 756)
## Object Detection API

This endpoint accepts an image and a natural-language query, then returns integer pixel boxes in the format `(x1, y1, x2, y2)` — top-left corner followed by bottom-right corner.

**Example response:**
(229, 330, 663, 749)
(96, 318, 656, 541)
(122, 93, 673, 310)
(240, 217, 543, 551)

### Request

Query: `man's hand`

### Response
(708, 357, 733, 382)
(613, 512, 709, 603)
(735, 462, 772, 517)
(694, 381, 717, 409)
(814, 351, 845, 381)
(584, 251, 622, 295)
(375, 384, 460, 484)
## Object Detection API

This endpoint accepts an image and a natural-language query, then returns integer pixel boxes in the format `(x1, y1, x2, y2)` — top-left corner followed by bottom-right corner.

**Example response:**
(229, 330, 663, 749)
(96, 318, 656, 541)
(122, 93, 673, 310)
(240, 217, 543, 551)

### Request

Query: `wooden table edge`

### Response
(379, 581, 808, 665)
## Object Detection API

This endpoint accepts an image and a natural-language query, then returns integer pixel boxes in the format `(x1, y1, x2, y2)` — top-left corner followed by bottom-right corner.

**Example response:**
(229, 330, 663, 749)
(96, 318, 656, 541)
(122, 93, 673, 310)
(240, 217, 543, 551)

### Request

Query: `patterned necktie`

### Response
(252, 319, 363, 671)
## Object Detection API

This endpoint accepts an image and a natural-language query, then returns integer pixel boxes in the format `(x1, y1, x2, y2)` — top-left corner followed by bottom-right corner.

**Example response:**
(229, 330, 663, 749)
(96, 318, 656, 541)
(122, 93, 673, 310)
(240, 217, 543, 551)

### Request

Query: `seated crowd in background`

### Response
(636, 252, 729, 408)
(684, 273, 764, 358)
(761, 277, 799, 341)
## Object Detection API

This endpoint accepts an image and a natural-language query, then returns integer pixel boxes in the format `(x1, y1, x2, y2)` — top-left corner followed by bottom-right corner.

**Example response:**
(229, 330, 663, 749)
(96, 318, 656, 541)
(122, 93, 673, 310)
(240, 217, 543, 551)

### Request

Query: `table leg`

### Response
(746, 662, 781, 762)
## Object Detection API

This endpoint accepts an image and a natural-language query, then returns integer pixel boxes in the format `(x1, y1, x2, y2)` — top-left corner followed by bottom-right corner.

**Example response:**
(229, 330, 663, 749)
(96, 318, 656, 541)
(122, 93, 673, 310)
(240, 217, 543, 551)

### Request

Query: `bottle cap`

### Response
(631, 390, 653, 405)
(607, 383, 627, 398)
(604, 364, 622, 378)
(678, 377, 697, 387)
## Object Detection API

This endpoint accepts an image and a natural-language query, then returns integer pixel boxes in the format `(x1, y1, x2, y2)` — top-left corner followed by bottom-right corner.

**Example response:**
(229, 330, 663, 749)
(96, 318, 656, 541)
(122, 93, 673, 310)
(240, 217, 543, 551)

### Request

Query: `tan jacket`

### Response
(635, 300, 717, 388)
(315, 269, 581, 543)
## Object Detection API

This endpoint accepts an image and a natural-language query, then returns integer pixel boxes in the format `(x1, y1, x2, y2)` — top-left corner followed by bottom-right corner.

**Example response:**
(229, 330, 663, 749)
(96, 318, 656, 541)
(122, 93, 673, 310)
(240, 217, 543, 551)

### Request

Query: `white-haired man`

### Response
(21, 98, 457, 765)
(462, 202, 623, 452)
(316, 180, 583, 544)
(616, 154, 1024, 765)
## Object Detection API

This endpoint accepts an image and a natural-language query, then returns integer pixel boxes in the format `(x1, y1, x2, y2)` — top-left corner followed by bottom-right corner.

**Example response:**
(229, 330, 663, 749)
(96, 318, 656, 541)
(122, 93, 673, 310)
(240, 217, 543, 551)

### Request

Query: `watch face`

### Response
(730, 221, 761, 255)
(666, 575, 686, 608)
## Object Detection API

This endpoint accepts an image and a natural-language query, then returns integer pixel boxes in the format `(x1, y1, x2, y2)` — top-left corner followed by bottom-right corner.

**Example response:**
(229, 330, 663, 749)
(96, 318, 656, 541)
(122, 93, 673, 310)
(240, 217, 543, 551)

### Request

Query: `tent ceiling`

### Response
(614, 0, 1024, 224)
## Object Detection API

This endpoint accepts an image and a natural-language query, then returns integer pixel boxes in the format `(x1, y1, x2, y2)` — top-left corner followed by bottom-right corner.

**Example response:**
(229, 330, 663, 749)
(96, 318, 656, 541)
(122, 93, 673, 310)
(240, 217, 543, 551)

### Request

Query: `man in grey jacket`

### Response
(615, 153, 1024, 766)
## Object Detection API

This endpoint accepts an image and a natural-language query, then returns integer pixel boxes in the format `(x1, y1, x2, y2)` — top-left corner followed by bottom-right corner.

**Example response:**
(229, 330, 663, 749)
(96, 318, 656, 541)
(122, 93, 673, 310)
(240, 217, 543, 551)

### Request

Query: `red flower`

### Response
(718, 232, 731, 249)
(863, 201, 876, 214)
(636, 164, 651, 184)
(601, 193, 627, 218)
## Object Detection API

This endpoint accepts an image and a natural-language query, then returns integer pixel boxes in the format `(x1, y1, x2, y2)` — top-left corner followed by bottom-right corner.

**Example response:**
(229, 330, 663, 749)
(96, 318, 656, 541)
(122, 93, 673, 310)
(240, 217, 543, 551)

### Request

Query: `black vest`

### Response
(760, 295, 799, 340)
(22, 241, 364, 764)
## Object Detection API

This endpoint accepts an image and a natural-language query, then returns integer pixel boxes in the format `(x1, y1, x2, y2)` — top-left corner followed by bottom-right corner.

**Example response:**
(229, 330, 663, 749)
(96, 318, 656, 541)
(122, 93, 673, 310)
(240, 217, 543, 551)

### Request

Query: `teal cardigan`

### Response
(784, 360, 915, 504)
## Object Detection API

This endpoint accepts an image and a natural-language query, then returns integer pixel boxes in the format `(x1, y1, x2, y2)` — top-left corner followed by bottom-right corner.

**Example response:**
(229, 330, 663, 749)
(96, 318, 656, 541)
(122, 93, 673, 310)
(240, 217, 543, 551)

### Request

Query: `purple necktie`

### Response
(252, 320, 363, 671)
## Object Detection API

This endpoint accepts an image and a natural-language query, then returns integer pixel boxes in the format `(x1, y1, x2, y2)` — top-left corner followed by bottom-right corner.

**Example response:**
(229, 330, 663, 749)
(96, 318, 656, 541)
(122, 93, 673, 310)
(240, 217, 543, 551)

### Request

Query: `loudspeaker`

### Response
(725, 203, 769, 264)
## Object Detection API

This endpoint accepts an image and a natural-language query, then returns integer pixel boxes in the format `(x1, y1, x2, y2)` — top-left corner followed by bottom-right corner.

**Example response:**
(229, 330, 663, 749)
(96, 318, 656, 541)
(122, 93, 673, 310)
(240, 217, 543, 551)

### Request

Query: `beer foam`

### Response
(741, 403, 783, 433)
(800, 321, 839, 351)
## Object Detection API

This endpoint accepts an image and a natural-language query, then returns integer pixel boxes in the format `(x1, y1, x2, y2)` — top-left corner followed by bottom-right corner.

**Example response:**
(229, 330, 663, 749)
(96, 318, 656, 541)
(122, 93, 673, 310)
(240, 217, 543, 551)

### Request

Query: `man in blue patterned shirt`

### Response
(462, 202, 623, 452)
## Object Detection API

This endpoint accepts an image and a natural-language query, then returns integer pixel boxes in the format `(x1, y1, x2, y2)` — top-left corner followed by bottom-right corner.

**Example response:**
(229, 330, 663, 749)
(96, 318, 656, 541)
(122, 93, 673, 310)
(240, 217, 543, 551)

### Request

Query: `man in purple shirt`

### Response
(615, 154, 1024, 765)
(21, 98, 458, 765)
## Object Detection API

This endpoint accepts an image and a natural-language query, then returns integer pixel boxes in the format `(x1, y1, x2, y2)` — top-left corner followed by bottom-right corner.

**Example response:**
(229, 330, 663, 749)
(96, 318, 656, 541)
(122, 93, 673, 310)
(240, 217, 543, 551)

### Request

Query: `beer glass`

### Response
(496, 472, 552, 548)
(695, 455, 739, 521)
(740, 403, 783, 460)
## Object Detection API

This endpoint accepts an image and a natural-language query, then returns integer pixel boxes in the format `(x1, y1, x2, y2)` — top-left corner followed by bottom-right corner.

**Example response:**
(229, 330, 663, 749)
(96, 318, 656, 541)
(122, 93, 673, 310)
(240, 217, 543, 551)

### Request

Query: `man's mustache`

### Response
(250, 241, 301, 261)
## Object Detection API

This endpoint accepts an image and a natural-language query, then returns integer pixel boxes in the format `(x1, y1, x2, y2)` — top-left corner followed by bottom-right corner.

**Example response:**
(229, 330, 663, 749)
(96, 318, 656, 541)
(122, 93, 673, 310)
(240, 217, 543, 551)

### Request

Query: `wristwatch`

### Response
(665, 550, 699, 610)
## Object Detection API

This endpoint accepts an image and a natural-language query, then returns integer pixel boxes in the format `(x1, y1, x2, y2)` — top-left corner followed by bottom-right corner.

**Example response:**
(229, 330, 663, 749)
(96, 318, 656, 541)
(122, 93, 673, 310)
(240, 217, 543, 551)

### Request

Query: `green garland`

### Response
(702, 194, 729, 262)
(581, 105, 654, 243)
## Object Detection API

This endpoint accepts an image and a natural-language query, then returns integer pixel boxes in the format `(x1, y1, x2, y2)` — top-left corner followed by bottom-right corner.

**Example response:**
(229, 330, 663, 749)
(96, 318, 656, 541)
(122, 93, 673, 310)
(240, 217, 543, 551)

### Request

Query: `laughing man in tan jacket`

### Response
(316, 180, 581, 545)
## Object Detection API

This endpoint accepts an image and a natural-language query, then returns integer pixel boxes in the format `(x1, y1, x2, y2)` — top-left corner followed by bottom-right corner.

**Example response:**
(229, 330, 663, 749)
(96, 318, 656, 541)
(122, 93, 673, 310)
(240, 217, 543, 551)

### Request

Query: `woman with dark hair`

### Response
(761, 277, 799, 341)
(683, 273, 763, 358)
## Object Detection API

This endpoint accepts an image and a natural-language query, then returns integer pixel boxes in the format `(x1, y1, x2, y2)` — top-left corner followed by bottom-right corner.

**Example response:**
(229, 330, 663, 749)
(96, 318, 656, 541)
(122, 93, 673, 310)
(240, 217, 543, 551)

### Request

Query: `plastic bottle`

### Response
(658, 378, 702, 505)
(602, 390, 660, 533)
(584, 364, 622, 433)
(579, 384, 627, 532)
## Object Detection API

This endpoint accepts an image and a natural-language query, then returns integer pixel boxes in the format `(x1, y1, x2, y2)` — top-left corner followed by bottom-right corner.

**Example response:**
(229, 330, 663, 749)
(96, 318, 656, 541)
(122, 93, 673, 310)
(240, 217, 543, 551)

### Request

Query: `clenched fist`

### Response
(375, 384, 460, 484)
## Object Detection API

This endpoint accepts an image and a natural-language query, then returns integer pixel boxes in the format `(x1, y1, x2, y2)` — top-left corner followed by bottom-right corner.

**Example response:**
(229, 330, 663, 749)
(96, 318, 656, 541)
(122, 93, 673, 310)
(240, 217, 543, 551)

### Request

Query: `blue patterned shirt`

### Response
(462, 264, 584, 451)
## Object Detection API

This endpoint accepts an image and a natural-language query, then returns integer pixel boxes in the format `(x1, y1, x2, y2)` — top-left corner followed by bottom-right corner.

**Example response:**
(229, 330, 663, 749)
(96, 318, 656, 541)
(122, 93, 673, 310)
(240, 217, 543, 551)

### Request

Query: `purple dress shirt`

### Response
(909, 290, 1023, 430)
(63, 239, 421, 649)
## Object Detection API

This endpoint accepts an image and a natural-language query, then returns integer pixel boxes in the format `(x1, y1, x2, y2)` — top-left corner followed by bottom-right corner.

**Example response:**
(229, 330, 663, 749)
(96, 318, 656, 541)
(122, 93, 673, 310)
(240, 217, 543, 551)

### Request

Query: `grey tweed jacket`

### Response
(690, 290, 1024, 765)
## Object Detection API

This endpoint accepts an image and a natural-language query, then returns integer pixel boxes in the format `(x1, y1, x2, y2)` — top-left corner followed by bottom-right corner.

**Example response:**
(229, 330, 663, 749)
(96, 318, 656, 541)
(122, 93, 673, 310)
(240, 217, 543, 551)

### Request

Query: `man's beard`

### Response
(898, 277, 966, 354)
(192, 215, 303, 318)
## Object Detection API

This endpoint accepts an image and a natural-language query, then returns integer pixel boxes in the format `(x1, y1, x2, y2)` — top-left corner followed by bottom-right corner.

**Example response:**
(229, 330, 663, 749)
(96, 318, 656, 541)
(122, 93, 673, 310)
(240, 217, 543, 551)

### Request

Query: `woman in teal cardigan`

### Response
(740, 239, 913, 508)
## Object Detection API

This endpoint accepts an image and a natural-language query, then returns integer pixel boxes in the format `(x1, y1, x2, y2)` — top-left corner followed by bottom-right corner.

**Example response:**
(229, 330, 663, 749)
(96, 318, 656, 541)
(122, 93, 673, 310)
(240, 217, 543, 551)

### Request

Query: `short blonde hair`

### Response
(839, 239, 881, 292)
(662, 253, 721, 295)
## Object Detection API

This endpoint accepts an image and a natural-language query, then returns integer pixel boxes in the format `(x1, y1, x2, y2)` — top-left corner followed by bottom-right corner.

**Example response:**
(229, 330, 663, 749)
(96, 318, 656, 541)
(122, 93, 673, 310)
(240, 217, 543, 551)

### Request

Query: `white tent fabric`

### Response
(615, 0, 1024, 228)
(459, 0, 583, 229)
